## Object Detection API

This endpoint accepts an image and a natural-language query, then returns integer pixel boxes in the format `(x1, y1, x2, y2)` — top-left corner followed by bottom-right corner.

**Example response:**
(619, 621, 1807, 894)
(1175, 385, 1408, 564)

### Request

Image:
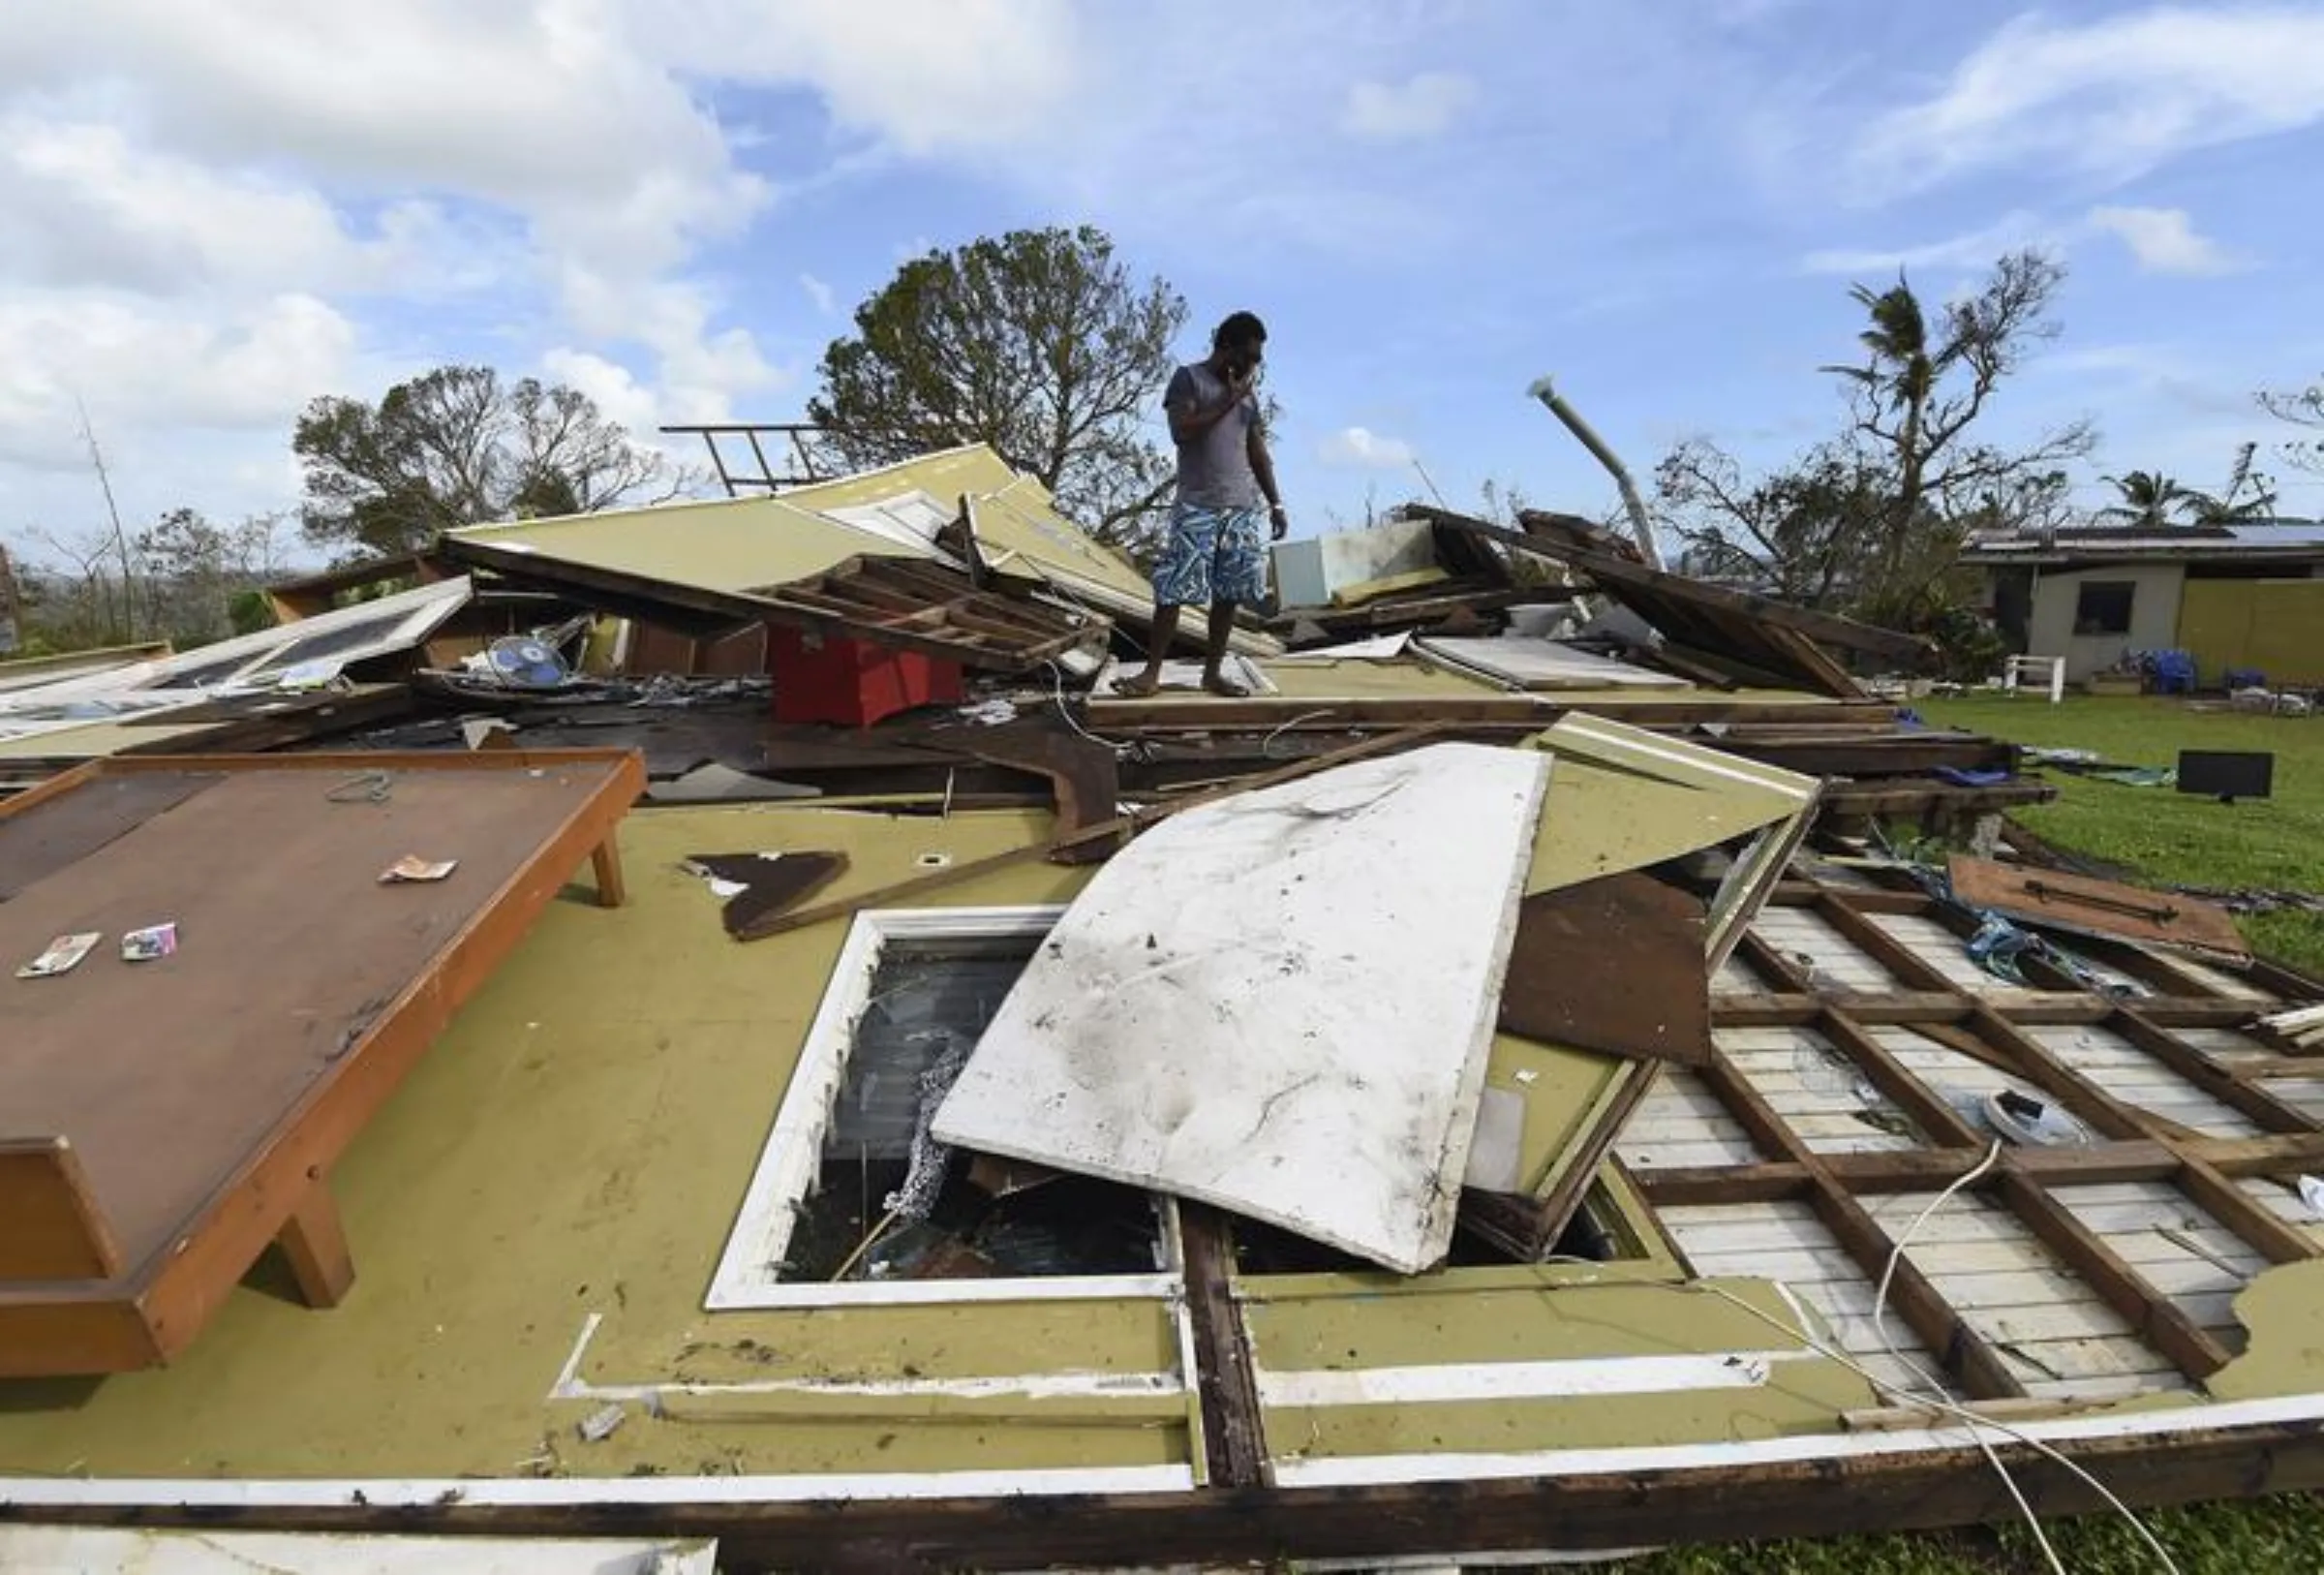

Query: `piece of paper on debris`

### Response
(933, 740, 1548, 1274)
(380, 855, 459, 884)
(17, 932, 102, 979)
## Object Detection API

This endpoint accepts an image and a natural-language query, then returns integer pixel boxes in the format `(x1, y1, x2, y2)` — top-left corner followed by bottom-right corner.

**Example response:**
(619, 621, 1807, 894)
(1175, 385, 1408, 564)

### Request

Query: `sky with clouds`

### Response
(4, 0, 2323, 565)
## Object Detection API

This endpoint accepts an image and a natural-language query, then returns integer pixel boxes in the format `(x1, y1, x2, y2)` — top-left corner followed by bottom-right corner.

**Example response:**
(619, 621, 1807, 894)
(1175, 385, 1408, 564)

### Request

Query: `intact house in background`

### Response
(1964, 520, 2324, 688)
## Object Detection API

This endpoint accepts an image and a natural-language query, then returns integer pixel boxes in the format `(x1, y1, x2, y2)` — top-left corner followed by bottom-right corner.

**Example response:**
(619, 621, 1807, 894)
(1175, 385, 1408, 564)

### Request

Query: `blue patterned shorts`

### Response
(1151, 502, 1268, 607)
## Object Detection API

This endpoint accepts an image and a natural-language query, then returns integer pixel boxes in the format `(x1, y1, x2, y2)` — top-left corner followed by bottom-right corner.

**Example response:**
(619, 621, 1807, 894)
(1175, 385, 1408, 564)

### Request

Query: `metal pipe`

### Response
(1526, 376, 1663, 568)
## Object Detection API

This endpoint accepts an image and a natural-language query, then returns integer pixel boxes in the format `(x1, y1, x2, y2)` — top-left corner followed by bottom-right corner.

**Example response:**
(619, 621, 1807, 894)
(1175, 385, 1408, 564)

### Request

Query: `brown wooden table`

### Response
(0, 749, 642, 1375)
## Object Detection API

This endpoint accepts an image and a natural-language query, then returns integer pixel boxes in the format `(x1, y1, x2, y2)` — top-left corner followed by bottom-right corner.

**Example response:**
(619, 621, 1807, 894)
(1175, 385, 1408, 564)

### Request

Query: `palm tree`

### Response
(2101, 447, 2278, 529)
(2098, 470, 2192, 529)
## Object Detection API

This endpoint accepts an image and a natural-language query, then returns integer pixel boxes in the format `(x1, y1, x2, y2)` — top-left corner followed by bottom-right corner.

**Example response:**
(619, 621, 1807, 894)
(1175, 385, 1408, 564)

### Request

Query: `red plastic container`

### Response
(768, 626, 963, 727)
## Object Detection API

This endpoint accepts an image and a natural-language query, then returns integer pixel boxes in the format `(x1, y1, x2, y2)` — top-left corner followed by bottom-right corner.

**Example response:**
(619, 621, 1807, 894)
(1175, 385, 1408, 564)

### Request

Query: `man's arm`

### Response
(1167, 369, 1252, 446)
(1248, 421, 1288, 539)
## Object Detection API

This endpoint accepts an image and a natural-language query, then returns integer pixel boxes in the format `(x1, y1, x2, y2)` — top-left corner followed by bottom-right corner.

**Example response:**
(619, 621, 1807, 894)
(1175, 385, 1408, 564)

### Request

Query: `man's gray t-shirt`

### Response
(1165, 362, 1262, 510)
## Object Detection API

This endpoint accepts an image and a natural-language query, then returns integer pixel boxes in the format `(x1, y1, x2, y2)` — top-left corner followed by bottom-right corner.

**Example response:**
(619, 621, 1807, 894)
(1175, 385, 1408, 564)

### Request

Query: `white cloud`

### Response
(0, 0, 1083, 533)
(1320, 426, 1417, 469)
(800, 273, 838, 316)
(2086, 204, 2245, 276)
(0, 292, 358, 470)
(1854, 7, 2324, 193)
(1802, 211, 2050, 275)
(1341, 73, 1478, 141)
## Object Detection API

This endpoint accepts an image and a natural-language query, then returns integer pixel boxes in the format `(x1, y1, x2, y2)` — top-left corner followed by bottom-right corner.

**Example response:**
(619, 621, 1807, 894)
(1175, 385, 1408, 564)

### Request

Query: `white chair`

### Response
(2003, 655, 2065, 703)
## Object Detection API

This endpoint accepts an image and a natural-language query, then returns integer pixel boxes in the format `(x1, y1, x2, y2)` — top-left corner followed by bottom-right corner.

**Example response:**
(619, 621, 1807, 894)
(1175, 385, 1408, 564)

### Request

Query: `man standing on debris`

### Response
(1116, 310, 1288, 697)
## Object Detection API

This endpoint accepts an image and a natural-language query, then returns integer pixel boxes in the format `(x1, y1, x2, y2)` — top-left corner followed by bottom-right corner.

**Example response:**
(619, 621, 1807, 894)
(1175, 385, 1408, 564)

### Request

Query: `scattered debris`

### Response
(17, 933, 101, 979)
(577, 1404, 627, 1443)
(380, 855, 460, 884)
(119, 923, 177, 963)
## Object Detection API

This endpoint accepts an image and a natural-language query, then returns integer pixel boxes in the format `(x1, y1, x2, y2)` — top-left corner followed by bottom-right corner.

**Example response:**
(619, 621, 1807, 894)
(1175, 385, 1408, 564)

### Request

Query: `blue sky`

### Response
(3, 0, 2322, 568)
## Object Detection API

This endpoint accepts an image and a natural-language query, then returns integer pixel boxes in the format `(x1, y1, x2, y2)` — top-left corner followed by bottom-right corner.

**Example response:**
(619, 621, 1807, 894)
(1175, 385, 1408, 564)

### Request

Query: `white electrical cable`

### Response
(1045, 659, 1134, 757)
(1868, 1142, 2064, 1575)
(1672, 1141, 2186, 1575)
(1260, 708, 1339, 758)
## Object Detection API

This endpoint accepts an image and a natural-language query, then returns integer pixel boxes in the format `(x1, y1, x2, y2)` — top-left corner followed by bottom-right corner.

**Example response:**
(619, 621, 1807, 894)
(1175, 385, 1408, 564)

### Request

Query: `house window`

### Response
(706, 906, 1181, 1310)
(2073, 580, 2136, 635)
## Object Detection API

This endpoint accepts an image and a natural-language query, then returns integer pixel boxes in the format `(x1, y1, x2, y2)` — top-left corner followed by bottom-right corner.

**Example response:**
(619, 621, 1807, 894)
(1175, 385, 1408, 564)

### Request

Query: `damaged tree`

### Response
(1658, 251, 2094, 638)
(810, 227, 1188, 555)
(293, 365, 684, 561)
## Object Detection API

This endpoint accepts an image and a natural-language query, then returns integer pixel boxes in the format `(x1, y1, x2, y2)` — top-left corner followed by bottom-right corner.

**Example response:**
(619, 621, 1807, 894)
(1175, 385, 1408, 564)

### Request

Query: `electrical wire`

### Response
(1260, 708, 1339, 758)
(1673, 1142, 2184, 1575)
(1046, 658, 1135, 757)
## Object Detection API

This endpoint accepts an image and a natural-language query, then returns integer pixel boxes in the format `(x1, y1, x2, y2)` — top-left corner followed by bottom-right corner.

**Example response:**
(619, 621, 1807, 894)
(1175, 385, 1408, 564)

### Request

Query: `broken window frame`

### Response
(705, 904, 1187, 1311)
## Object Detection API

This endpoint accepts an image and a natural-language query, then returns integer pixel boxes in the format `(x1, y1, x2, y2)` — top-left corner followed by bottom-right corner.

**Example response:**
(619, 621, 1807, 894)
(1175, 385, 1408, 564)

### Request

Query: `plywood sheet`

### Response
(933, 742, 1548, 1273)
(1497, 872, 1711, 1065)
(1948, 854, 2248, 963)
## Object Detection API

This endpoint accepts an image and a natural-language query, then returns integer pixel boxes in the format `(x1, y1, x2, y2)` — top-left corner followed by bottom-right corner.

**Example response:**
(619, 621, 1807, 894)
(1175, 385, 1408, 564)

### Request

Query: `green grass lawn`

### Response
(1916, 695, 2324, 977)
(1603, 695, 2324, 1573)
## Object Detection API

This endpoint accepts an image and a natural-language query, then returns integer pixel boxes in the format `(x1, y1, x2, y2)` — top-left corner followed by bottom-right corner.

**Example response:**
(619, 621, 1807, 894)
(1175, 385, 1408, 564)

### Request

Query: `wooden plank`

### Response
(1692, 1054, 2026, 1398)
(2177, 1158, 2324, 1267)
(1411, 506, 1931, 661)
(1947, 855, 2249, 963)
(1497, 873, 1710, 1065)
(1180, 1205, 1267, 1489)
(963, 724, 1123, 867)
(1994, 1171, 2232, 1381)
(19, 1422, 2324, 1567)
(0, 1138, 121, 1281)
(0, 769, 224, 902)
(2111, 1010, 2318, 1135)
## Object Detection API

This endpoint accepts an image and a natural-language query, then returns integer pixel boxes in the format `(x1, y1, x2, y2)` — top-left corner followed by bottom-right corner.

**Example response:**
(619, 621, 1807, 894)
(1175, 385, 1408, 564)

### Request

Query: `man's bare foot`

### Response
(1201, 672, 1252, 698)
(1115, 667, 1164, 696)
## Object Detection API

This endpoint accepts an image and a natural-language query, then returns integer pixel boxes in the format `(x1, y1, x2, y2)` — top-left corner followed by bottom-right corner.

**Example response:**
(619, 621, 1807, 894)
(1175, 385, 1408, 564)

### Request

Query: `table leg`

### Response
(277, 1183, 354, 1308)
(591, 837, 627, 909)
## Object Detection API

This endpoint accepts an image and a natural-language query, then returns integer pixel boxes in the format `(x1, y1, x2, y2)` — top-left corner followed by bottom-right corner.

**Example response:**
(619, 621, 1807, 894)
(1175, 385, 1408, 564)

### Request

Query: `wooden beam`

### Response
(1693, 1054, 2026, 1399)
(22, 1422, 2324, 1568)
(1178, 1206, 1267, 1489)
(2110, 1009, 2320, 1135)
(1408, 505, 1931, 661)
(1992, 1170, 2233, 1381)
(590, 838, 627, 909)
(2176, 1158, 2323, 1267)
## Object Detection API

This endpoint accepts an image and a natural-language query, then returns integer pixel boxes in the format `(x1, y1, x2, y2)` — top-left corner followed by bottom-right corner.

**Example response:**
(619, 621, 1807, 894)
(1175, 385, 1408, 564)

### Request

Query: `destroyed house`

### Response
(5, 452, 2324, 1571)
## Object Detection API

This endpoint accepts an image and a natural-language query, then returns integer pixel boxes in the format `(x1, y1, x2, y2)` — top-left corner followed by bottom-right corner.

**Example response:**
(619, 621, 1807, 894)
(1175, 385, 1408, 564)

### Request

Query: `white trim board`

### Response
(0, 1527, 718, 1574)
(702, 905, 1186, 1311)
(8, 1392, 2324, 1509)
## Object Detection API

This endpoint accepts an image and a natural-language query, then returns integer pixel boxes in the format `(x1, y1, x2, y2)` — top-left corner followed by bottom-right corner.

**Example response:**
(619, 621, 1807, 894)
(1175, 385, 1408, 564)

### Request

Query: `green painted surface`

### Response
(0, 806, 1173, 1481)
(1917, 695, 2324, 976)
(1526, 752, 1799, 894)
(452, 494, 908, 594)
(1244, 1277, 1836, 1374)
(784, 444, 1159, 604)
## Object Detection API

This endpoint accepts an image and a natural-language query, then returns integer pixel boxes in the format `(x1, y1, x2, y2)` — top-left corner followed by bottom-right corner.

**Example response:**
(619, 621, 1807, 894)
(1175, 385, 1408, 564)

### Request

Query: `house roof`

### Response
(1963, 519, 2324, 565)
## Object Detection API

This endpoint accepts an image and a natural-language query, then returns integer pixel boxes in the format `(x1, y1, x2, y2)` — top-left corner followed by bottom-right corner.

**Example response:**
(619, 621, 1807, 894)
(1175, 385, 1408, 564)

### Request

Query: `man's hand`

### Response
(1269, 504, 1289, 540)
